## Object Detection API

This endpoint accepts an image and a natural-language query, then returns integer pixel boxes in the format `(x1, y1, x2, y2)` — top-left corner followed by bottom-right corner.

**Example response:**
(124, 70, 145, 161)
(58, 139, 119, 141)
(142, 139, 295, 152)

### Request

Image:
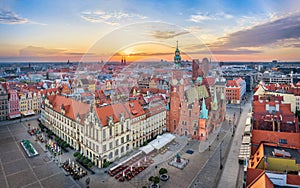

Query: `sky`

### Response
(0, 0, 300, 62)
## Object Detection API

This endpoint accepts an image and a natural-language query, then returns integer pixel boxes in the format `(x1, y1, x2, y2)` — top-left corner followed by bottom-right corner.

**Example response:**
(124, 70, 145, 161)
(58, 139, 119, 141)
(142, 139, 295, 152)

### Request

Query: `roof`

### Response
(251, 130, 300, 152)
(47, 95, 90, 122)
(95, 100, 145, 126)
(246, 168, 264, 187)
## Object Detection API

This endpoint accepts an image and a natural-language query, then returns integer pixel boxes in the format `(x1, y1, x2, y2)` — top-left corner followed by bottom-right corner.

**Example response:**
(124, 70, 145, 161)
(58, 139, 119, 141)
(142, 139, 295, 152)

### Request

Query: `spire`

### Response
(174, 40, 181, 68)
(211, 89, 218, 111)
(200, 98, 208, 119)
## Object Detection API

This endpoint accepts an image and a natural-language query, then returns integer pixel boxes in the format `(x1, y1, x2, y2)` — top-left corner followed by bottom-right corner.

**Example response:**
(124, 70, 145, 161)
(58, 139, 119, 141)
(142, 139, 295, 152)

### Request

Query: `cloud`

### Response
(116, 51, 172, 56)
(189, 12, 233, 23)
(81, 10, 147, 26)
(64, 52, 95, 56)
(0, 9, 28, 24)
(215, 12, 300, 49)
(19, 46, 65, 56)
(151, 31, 189, 39)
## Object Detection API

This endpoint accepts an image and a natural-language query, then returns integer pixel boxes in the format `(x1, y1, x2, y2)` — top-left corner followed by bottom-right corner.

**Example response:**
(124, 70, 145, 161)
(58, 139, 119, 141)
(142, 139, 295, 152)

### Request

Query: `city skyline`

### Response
(1, 0, 300, 62)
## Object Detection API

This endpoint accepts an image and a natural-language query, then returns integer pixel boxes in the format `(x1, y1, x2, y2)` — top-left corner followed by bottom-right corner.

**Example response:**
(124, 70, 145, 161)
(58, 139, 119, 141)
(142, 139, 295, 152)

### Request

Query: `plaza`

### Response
(0, 120, 80, 188)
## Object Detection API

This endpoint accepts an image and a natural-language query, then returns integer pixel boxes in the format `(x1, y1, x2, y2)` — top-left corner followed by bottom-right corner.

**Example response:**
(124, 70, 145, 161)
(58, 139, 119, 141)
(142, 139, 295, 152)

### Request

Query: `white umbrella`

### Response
(138, 161, 140, 167)
(123, 170, 125, 177)
(130, 165, 133, 171)
(144, 156, 147, 162)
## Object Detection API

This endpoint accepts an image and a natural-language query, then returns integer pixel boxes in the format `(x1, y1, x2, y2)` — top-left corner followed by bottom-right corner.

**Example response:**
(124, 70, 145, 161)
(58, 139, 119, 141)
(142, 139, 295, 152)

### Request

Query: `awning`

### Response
(9, 113, 21, 119)
(139, 144, 155, 154)
(149, 133, 175, 150)
(22, 110, 35, 116)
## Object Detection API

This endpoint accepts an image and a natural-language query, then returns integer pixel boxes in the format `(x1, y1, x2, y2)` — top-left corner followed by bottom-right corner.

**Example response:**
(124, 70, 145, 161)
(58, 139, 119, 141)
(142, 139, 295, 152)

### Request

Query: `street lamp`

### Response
(220, 140, 223, 170)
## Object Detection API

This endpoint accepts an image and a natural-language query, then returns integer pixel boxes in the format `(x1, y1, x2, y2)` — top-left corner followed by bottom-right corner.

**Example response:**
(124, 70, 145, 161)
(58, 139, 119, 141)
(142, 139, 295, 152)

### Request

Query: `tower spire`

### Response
(176, 40, 178, 49)
(200, 98, 208, 119)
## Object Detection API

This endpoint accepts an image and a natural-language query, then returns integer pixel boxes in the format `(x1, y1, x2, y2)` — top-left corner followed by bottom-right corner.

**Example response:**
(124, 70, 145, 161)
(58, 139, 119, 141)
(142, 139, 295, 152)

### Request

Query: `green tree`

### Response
(159, 168, 168, 175)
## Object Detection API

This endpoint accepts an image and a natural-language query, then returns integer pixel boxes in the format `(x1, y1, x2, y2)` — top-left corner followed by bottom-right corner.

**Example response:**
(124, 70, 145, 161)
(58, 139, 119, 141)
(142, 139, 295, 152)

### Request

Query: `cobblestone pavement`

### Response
(0, 120, 80, 188)
(217, 98, 252, 188)
(0, 100, 247, 188)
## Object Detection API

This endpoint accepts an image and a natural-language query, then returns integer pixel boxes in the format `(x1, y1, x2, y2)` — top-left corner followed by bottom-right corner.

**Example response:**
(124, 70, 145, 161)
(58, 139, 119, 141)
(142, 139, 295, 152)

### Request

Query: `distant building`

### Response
(225, 77, 246, 104)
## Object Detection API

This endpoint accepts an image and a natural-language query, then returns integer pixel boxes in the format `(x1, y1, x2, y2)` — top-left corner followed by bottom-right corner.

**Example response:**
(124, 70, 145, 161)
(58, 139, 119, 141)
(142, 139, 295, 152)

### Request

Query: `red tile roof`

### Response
(251, 130, 300, 154)
(48, 95, 90, 122)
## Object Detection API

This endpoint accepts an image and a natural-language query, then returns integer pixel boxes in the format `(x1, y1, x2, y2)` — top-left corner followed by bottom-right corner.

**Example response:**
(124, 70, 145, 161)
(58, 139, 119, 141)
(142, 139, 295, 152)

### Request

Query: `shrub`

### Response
(87, 162, 93, 168)
(79, 155, 85, 163)
(62, 142, 68, 148)
(153, 176, 160, 185)
(149, 176, 154, 182)
(103, 161, 110, 168)
(159, 168, 168, 175)
(73, 151, 80, 157)
(83, 158, 89, 165)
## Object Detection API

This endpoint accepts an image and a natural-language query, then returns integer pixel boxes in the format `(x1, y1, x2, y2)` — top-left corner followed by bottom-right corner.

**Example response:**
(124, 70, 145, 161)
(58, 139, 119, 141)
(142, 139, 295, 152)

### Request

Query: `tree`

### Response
(159, 168, 168, 175)
(149, 176, 160, 186)
(73, 151, 80, 157)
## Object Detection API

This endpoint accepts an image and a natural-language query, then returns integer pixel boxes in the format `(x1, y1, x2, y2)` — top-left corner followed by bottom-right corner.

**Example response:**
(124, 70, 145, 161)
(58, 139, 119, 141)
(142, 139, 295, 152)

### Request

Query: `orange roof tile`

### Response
(251, 130, 300, 154)
(48, 95, 90, 122)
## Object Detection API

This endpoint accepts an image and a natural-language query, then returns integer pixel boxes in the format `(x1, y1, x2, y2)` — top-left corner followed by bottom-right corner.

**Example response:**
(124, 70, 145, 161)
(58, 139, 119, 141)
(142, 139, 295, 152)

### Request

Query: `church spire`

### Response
(200, 98, 208, 119)
(174, 41, 181, 68)
(211, 89, 218, 111)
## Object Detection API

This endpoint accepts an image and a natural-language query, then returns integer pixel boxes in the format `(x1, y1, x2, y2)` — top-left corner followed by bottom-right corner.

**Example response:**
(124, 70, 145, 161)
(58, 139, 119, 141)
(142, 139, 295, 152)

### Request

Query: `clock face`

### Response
(172, 79, 178, 85)
(180, 79, 184, 85)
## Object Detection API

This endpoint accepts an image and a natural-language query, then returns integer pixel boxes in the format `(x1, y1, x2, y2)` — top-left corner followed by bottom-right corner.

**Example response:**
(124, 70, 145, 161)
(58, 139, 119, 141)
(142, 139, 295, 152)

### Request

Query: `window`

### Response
(121, 137, 124, 144)
(279, 139, 287, 144)
(109, 142, 113, 149)
(103, 144, 106, 152)
(109, 126, 112, 137)
(102, 129, 106, 139)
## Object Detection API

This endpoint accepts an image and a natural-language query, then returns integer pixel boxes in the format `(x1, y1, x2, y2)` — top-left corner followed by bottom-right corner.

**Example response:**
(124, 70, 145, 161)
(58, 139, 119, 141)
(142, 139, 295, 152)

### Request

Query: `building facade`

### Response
(42, 95, 166, 168)
(225, 77, 246, 104)
(8, 90, 21, 119)
(0, 83, 9, 121)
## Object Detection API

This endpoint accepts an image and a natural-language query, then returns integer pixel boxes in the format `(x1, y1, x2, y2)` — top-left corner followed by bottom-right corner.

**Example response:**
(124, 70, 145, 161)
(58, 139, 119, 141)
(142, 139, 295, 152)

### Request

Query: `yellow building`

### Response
(249, 143, 300, 172)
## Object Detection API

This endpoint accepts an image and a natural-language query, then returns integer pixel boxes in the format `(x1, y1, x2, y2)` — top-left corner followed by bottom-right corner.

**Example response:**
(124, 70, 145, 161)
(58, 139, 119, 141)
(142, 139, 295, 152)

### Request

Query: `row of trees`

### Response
(74, 152, 93, 168)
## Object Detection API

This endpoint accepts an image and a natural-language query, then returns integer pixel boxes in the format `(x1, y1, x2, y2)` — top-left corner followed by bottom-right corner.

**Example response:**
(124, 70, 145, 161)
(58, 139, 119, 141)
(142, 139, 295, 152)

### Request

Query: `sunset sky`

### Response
(1, 0, 300, 62)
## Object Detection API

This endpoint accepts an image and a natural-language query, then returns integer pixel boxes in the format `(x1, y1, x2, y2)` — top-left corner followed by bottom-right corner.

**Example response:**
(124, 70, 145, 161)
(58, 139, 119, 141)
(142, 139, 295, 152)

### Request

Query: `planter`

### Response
(160, 174, 169, 181)
(149, 183, 160, 188)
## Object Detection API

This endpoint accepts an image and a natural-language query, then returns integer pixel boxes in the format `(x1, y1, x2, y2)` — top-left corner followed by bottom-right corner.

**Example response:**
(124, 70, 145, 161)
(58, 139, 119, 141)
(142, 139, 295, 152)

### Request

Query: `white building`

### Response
(41, 95, 166, 168)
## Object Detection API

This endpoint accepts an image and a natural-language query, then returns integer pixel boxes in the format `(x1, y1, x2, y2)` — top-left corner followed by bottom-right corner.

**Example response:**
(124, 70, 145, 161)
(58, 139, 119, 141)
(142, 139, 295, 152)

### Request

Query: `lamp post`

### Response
(220, 140, 223, 169)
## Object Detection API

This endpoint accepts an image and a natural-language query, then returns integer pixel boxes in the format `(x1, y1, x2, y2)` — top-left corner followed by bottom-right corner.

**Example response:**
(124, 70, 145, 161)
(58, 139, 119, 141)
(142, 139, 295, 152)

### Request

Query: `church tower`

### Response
(174, 41, 182, 68)
(200, 98, 208, 119)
